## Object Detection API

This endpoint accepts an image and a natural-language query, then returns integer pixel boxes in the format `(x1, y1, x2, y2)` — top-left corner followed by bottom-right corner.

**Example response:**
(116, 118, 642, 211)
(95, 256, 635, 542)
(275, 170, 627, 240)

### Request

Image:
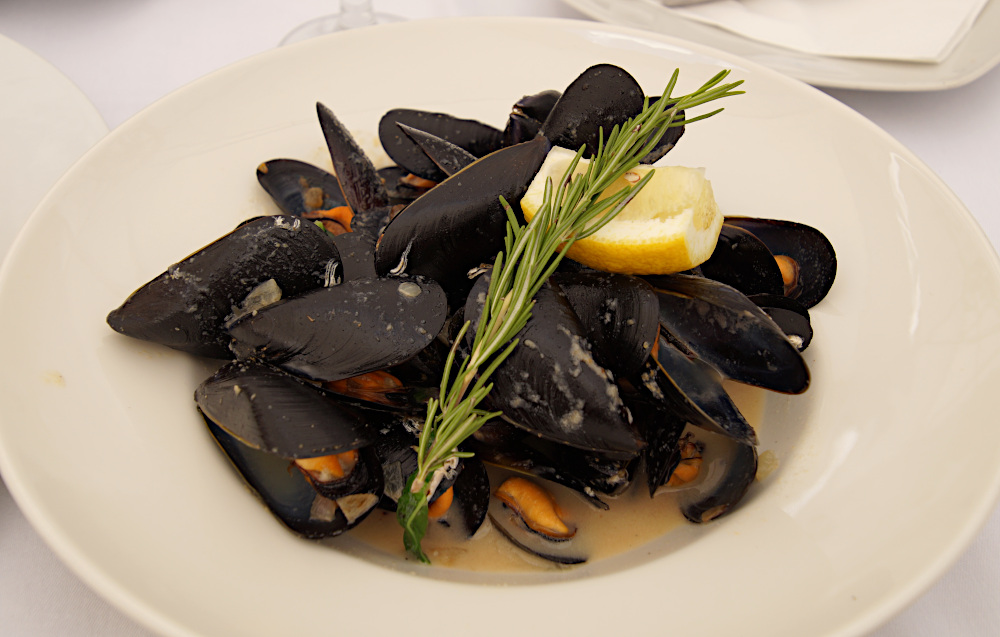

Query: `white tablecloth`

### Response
(1, 1, 998, 635)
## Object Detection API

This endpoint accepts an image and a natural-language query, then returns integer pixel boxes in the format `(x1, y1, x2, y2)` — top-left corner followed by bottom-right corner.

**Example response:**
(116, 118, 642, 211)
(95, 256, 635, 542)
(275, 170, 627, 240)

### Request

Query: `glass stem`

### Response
(337, 0, 377, 29)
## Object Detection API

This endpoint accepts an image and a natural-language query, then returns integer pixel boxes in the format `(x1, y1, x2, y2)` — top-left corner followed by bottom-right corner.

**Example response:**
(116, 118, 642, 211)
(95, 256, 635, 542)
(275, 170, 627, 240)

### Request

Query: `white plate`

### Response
(0, 34, 107, 262)
(562, 0, 1000, 91)
(2, 16, 1000, 637)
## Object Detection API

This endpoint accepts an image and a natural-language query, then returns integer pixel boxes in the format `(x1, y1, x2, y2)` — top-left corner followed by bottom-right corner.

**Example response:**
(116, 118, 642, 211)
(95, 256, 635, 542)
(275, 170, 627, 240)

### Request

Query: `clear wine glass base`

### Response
(280, 12, 402, 46)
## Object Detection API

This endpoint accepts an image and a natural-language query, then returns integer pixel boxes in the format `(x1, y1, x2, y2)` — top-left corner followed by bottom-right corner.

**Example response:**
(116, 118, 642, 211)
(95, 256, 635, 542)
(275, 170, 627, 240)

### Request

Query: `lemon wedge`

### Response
(520, 147, 724, 275)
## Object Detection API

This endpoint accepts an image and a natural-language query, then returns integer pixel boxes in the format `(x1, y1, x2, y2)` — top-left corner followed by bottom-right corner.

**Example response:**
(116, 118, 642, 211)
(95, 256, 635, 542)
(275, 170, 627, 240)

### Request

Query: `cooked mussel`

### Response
(488, 476, 586, 565)
(723, 216, 836, 308)
(699, 223, 784, 297)
(662, 427, 758, 524)
(205, 415, 382, 539)
(107, 215, 341, 358)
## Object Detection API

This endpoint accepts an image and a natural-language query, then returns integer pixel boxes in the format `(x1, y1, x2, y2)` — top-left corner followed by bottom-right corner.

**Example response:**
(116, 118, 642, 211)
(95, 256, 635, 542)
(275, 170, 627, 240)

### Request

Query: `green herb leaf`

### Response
(396, 473, 430, 564)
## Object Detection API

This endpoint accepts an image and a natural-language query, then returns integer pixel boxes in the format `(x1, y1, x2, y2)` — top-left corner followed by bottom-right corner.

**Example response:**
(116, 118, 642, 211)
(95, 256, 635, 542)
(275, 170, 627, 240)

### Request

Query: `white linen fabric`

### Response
(670, 0, 990, 62)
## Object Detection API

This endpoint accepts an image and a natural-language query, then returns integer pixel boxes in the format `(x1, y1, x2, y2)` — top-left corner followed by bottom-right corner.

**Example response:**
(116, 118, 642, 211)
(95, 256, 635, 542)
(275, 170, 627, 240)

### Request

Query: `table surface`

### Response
(1, 1, 998, 635)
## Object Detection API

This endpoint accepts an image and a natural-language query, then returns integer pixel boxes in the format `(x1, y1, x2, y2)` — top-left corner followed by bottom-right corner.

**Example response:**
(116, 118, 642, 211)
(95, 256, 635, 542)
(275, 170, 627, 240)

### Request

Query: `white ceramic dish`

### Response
(562, 0, 1000, 91)
(0, 34, 107, 262)
(2, 16, 1000, 637)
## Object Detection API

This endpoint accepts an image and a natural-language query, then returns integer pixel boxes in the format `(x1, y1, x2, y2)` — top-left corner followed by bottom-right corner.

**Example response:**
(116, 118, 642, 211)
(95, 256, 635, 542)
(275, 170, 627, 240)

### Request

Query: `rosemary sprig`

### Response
(397, 69, 744, 562)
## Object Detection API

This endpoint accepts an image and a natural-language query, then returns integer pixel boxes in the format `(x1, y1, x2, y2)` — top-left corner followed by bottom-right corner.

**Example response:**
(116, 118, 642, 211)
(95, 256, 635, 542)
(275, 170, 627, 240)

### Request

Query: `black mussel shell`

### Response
(749, 293, 813, 351)
(617, 376, 688, 496)
(256, 159, 347, 216)
(469, 420, 611, 509)
(671, 428, 758, 524)
(724, 217, 836, 308)
(374, 136, 550, 306)
(195, 360, 387, 457)
(440, 456, 491, 538)
(637, 96, 685, 164)
(378, 108, 504, 182)
(107, 215, 341, 359)
(396, 123, 477, 177)
(228, 274, 448, 382)
(699, 223, 784, 297)
(204, 415, 381, 539)
(329, 231, 377, 283)
(465, 275, 643, 460)
(372, 425, 487, 537)
(540, 64, 644, 157)
(643, 335, 758, 446)
(502, 89, 561, 147)
(650, 274, 809, 394)
(317, 102, 392, 239)
(552, 271, 660, 379)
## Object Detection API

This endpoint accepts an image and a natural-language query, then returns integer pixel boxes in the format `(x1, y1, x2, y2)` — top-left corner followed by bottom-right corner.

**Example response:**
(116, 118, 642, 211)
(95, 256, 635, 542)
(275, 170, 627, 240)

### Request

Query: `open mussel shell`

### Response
(699, 223, 784, 297)
(228, 274, 448, 382)
(540, 63, 644, 157)
(488, 476, 587, 565)
(644, 335, 758, 446)
(502, 89, 561, 147)
(374, 136, 550, 306)
(616, 375, 688, 496)
(378, 108, 504, 182)
(317, 102, 393, 239)
(465, 275, 643, 460)
(749, 293, 813, 351)
(396, 123, 477, 178)
(650, 273, 810, 394)
(256, 159, 347, 216)
(107, 215, 341, 359)
(724, 216, 837, 308)
(552, 271, 660, 379)
(664, 426, 758, 524)
(204, 415, 381, 539)
(469, 418, 633, 508)
(195, 360, 387, 457)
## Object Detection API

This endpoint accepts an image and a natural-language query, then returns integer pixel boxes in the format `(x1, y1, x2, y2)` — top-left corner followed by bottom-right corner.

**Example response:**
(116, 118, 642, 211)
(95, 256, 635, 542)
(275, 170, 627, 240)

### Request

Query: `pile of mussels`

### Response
(106, 64, 835, 566)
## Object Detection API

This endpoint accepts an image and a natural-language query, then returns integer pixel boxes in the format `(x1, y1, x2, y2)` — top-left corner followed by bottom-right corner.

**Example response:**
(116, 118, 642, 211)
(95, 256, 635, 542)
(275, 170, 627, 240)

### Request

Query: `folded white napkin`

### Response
(668, 0, 990, 63)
